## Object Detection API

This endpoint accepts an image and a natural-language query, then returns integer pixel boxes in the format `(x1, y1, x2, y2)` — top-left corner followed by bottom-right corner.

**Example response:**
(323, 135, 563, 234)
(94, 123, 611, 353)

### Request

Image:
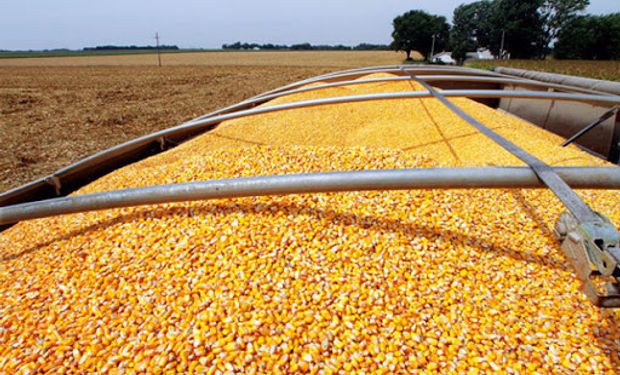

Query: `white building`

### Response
(466, 48, 495, 60)
(431, 52, 456, 65)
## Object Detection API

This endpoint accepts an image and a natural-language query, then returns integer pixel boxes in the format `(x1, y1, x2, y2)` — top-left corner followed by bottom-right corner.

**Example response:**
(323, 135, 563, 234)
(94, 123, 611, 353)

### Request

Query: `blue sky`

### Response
(1, 0, 617, 50)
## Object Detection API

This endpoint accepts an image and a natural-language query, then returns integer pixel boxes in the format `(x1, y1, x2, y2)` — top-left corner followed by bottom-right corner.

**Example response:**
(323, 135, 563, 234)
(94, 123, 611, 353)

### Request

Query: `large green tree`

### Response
(539, 0, 589, 57)
(449, 1, 493, 63)
(391, 10, 450, 60)
(485, 0, 545, 59)
(554, 13, 620, 59)
(448, 0, 588, 60)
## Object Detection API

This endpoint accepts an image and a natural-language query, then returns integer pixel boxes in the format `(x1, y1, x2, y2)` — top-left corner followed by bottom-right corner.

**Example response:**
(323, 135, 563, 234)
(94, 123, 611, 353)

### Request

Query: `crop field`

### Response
(0, 49, 210, 59)
(0, 65, 338, 192)
(0, 51, 407, 192)
(0, 52, 382, 193)
(0, 50, 404, 67)
(467, 59, 620, 82)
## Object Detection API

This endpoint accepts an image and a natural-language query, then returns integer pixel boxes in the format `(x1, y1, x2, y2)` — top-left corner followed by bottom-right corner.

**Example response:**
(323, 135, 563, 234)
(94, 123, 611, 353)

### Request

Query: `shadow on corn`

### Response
(4, 199, 569, 274)
(510, 191, 555, 237)
(209, 133, 267, 146)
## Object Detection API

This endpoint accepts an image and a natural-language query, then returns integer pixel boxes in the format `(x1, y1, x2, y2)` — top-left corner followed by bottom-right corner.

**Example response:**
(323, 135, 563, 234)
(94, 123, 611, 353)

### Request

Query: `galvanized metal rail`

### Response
(4, 65, 618, 209)
(252, 65, 507, 99)
(252, 65, 611, 101)
(189, 75, 610, 125)
(1, 66, 618, 204)
(249, 65, 609, 100)
(4, 89, 619, 204)
(3, 167, 620, 226)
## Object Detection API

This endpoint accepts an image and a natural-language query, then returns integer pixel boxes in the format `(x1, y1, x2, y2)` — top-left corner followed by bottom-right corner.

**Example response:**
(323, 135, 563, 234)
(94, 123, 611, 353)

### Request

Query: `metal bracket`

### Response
(561, 106, 618, 147)
(554, 211, 620, 307)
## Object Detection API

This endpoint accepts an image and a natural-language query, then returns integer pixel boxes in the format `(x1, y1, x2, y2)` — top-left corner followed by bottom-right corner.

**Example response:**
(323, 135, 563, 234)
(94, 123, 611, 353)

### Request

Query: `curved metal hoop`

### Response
(3, 167, 620, 225)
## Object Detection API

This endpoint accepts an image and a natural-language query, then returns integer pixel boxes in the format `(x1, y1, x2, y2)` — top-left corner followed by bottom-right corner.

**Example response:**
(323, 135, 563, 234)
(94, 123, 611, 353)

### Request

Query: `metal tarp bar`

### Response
(189, 75, 608, 125)
(3, 89, 620, 206)
(2, 167, 620, 225)
(253, 65, 608, 101)
(251, 65, 508, 99)
(308, 64, 506, 81)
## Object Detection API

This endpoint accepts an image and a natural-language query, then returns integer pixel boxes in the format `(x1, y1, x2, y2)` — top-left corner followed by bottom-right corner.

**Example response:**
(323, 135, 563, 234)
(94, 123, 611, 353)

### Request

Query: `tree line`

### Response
(391, 0, 620, 63)
(83, 45, 179, 51)
(221, 42, 390, 51)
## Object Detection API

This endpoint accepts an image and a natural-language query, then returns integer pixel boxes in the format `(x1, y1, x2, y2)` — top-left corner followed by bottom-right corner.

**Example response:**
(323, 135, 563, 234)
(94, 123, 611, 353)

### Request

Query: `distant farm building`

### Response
(431, 51, 456, 65)
(466, 48, 495, 60)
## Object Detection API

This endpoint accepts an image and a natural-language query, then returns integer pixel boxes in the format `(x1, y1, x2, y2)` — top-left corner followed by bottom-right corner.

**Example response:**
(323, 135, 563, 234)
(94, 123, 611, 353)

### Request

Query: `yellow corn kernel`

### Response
(1, 72, 619, 374)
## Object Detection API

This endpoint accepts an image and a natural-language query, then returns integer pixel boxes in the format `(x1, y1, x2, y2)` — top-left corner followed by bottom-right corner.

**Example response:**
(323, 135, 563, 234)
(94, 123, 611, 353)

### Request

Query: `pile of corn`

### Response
(1, 73, 620, 373)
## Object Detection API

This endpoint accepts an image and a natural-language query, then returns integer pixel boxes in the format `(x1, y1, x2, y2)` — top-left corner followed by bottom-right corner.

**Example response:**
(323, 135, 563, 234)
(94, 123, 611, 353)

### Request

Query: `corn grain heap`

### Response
(1, 73, 620, 374)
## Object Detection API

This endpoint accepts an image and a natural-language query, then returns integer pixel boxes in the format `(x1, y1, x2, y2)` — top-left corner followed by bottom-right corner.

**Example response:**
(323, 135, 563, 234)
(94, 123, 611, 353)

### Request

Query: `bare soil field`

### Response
(1, 51, 412, 192)
(0, 65, 339, 192)
(0, 50, 405, 67)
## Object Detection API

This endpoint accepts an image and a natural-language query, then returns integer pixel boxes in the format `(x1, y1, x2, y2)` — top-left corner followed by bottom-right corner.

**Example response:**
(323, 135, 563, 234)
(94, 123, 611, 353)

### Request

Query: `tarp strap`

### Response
(403, 69, 600, 224)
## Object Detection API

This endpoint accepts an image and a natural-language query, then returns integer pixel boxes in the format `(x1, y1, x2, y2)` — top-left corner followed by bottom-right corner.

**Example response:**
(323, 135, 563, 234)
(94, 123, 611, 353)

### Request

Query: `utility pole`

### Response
(499, 30, 505, 60)
(430, 34, 436, 62)
(154, 32, 162, 67)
